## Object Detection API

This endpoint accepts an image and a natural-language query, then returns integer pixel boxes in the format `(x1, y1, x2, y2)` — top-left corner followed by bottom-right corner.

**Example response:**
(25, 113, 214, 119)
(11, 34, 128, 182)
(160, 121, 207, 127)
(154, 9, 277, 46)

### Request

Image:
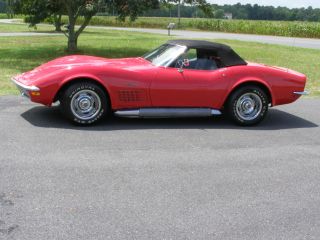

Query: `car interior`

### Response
(172, 48, 224, 70)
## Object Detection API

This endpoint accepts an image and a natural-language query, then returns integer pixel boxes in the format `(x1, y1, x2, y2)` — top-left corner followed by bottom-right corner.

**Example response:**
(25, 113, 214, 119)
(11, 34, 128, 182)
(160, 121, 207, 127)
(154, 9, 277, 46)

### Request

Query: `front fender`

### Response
(60, 73, 109, 90)
(52, 73, 111, 101)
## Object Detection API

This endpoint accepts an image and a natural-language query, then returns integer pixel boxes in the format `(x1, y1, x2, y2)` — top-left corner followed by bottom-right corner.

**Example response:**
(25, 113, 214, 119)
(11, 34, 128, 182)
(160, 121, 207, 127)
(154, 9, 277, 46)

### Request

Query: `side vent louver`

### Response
(118, 90, 144, 102)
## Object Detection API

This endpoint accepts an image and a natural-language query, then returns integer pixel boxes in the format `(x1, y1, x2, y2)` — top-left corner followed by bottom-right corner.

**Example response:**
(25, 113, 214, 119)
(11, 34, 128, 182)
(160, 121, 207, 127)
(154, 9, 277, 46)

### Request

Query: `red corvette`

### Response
(12, 40, 307, 126)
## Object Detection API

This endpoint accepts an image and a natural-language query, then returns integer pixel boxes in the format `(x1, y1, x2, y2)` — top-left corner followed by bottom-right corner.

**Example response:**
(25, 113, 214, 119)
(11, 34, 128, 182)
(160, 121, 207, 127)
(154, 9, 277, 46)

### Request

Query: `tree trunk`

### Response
(66, 16, 78, 52)
(65, 2, 93, 52)
(68, 35, 78, 52)
(67, 26, 78, 52)
(66, 15, 92, 52)
(53, 14, 62, 32)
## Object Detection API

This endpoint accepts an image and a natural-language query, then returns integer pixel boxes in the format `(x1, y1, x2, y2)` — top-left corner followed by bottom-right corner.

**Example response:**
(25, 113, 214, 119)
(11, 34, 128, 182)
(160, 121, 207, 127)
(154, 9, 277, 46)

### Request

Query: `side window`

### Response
(173, 48, 220, 71)
(186, 49, 197, 60)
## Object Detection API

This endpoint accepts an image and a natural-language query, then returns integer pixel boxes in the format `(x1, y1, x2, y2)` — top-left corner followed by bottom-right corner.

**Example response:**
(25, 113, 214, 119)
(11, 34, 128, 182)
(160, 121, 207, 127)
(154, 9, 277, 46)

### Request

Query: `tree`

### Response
(63, 0, 159, 52)
(16, 0, 159, 52)
(163, 0, 212, 26)
(0, 1, 6, 13)
(5, 0, 18, 18)
(16, 0, 64, 32)
(162, 2, 174, 18)
(213, 9, 224, 19)
(49, 0, 64, 31)
(62, 0, 102, 52)
(113, 0, 159, 21)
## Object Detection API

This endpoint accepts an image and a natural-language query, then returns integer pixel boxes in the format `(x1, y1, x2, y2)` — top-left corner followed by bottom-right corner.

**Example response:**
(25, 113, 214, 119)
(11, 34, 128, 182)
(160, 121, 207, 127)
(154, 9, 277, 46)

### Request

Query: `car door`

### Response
(150, 63, 229, 109)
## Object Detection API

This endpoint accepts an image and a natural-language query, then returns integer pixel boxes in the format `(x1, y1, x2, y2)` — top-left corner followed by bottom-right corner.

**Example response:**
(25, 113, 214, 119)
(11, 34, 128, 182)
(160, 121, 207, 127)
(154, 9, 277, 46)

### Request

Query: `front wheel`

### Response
(60, 81, 108, 125)
(226, 86, 269, 126)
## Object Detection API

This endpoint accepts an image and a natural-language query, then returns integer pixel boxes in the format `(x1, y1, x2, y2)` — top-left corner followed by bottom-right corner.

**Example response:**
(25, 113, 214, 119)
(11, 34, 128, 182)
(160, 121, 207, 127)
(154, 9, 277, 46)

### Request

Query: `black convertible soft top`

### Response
(167, 40, 247, 67)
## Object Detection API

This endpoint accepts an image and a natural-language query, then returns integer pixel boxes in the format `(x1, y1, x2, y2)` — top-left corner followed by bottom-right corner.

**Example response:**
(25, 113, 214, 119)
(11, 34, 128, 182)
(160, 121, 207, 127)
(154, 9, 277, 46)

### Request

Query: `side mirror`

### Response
(183, 58, 190, 67)
(178, 59, 190, 73)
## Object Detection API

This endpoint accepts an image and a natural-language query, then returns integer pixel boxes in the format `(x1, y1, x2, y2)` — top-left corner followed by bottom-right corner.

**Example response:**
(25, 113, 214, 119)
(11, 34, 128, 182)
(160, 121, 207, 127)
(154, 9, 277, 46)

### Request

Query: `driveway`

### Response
(0, 96, 319, 239)
(1, 19, 320, 49)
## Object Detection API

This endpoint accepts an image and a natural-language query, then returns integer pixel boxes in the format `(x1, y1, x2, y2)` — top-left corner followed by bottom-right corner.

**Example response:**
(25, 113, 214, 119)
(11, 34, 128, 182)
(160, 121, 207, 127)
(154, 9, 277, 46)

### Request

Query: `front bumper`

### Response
(11, 77, 40, 98)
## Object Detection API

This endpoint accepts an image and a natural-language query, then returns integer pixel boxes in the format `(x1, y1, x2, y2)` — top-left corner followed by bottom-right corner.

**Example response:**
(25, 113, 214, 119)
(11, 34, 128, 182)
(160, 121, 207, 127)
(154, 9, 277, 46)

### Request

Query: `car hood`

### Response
(39, 55, 150, 68)
(15, 55, 152, 84)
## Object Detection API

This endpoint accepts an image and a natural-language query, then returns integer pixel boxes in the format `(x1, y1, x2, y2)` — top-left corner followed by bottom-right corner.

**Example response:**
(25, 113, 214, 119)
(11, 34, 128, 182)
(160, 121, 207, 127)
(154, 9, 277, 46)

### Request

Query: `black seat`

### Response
(194, 58, 218, 70)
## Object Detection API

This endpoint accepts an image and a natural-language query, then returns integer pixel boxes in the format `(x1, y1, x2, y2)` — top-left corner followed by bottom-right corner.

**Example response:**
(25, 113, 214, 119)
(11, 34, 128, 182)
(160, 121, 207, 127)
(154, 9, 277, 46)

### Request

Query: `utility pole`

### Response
(177, 0, 181, 27)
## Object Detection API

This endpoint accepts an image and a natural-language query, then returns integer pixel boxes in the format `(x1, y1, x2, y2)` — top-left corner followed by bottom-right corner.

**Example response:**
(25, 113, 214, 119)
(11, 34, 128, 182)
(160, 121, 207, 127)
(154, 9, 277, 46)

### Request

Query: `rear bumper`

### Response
(293, 91, 309, 96)
(11, 77, 40, 98)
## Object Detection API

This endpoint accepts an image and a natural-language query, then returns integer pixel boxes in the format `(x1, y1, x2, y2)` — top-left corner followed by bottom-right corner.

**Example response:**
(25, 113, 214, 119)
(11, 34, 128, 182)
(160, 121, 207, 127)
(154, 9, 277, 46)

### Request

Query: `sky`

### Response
(207, 0, 320, 8)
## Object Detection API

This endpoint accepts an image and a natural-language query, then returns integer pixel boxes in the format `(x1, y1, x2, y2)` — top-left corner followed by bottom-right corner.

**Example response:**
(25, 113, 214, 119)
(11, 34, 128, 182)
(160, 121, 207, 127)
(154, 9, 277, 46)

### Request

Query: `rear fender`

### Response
(226, 78, 275, 106)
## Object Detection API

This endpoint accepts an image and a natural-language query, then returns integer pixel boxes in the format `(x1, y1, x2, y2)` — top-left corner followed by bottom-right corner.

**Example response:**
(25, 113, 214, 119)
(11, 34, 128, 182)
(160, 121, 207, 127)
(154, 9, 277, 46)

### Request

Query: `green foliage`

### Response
(217, 4, 320, 22)
(0, 1, 6, 13)
(142, 3, 208, 18)
(143, 2, 320, 22)
(114, 0, 159, 21)
(15, 0, 65, 29)
(16, 0, 164, 51)
(213, 9, 224, 19)
(162, 0, 213, 21)
(21, 0, 50, 27)
(4, 0, 19, 18)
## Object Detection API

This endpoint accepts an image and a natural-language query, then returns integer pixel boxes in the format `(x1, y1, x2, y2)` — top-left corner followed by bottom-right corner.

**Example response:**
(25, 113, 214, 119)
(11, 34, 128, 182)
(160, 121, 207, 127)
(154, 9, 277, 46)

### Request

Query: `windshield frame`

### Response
(143, 44, 187, 67)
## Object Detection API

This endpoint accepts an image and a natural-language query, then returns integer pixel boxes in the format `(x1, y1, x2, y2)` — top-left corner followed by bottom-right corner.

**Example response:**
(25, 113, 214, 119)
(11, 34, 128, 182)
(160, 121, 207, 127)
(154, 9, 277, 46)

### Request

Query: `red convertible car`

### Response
(12, 40, 307, 126)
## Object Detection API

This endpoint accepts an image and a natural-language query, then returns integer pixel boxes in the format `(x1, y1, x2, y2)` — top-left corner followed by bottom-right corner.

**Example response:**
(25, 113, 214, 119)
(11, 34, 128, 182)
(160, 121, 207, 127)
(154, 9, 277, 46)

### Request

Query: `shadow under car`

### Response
(20, 106, 318, 131)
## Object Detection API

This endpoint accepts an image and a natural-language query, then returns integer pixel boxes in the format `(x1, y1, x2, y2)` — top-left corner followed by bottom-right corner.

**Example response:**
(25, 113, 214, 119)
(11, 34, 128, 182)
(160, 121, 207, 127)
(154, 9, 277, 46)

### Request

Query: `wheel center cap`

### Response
(243, 100, 254, 113)
(79, 98, 91, 110)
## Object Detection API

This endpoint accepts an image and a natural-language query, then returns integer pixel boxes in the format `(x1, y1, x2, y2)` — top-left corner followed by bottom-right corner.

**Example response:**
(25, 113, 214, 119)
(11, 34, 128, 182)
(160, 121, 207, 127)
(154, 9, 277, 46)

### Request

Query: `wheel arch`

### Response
(53, 76, 111, 105)
(224, 80, 274, 107)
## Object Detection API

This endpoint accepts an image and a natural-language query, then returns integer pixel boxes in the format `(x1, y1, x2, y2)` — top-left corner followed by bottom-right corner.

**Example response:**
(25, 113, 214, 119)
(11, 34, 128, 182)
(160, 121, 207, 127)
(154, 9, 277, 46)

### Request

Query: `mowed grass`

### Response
(0, 24, 319, 96)
(0, 22, 56, 32)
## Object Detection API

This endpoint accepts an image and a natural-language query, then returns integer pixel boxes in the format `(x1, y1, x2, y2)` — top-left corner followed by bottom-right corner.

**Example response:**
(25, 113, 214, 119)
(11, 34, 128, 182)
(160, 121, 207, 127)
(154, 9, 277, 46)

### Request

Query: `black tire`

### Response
(226, 86, 269, 126)
(60, 81, 109, 125)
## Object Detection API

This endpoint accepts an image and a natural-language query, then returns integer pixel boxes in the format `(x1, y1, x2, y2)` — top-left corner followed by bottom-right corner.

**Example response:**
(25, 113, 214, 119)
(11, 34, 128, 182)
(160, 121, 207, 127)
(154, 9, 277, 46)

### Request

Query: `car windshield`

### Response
(143, 44, 186, 67)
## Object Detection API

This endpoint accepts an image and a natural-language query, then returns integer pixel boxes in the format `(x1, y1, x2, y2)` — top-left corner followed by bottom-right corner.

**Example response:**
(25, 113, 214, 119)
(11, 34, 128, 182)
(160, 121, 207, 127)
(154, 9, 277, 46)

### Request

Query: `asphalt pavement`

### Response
(1, 19, 320, 49)
(0, 95, 320, 240)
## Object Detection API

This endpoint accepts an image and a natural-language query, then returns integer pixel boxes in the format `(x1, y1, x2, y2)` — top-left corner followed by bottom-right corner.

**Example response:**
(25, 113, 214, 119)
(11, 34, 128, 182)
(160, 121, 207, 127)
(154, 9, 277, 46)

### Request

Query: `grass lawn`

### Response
(0, 23, 319, 96)
(0, 22, 54, 32)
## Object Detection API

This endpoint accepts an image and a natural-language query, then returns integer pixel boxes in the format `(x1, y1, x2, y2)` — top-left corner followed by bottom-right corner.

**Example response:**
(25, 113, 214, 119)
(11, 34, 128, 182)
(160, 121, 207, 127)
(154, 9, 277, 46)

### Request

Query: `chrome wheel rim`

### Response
(236, 93, 263, 121)
(70, 90, 101, 121)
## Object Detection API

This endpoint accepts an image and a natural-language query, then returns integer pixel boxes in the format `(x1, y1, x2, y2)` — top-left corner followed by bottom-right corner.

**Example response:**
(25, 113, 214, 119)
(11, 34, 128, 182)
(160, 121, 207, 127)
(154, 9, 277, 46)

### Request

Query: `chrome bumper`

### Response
(11, 78, 40, 98)
(293, 91, 309, 96)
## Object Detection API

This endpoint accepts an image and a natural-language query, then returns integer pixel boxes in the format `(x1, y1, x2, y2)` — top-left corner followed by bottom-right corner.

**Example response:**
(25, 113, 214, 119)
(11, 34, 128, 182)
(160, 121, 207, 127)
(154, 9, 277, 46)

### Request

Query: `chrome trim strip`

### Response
(114, 110, 140, 118)
(211, 109, 222, 115)
(114, 108, 222, 118)
(293, 91, 309, 96)
(11, 78, 40, 91)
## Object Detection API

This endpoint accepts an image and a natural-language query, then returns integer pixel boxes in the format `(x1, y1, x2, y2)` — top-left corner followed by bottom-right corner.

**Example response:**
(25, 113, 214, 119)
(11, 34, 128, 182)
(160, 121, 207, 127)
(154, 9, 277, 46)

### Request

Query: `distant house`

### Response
(224, 13, 233, 20)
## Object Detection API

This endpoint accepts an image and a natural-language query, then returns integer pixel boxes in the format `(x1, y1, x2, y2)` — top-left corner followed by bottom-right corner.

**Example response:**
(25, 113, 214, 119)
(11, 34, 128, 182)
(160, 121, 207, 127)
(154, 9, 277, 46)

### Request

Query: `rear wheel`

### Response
(60, 81, 108, 125)
(227, 86, 268, 126)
